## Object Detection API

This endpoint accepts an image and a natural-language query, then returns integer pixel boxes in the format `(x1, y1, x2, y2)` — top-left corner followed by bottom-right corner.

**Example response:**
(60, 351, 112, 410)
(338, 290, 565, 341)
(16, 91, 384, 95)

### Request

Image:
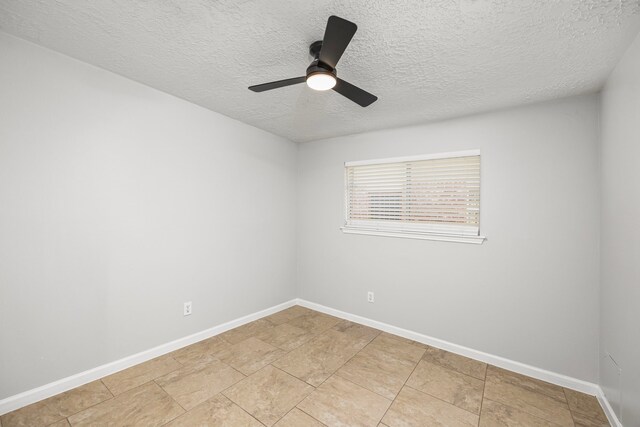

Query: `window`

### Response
(342, 150, 485, 244)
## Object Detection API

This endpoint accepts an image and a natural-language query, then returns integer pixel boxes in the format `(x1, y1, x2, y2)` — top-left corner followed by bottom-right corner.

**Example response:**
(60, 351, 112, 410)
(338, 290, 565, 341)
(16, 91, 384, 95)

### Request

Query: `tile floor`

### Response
(1, 306, 611, 427)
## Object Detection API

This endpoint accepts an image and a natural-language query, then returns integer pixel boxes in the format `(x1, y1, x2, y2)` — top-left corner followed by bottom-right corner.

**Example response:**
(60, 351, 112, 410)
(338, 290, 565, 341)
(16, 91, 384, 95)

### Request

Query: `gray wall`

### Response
(600, 31, 640, 426)
(297, 95, 601, 382)
(0, 33, 298, 399)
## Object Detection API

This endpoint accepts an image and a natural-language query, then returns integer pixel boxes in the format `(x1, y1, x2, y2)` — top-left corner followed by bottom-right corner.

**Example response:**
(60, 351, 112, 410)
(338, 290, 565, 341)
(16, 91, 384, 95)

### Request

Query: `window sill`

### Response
(340, 226, 486, 244)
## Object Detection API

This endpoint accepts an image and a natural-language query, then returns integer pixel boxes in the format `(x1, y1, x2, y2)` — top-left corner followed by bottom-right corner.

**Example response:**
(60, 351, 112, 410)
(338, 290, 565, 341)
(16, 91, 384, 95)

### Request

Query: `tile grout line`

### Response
(336, 337, 488, 422)
(92, 354, 189, 425)
(481, 371, 575, 426)
(289, 342, 371, 427)
(212, 314, 330, 425)
(159, 365, 258, 427)
(563, 388, 611, 426)
(563, 388, 578, 426)
(218, 310, 332, 426)
(157, 340, 254, 425)
(152, 379, 188, 414)
(64, 380, 164, 426)
(377, 346, 425, 425)
(298, 327, 381, 390)
(295, 405, 329, 426)
(406, 356, 488, 409)
(331, 337, 424, 402)
(40, 379, 117, 427)
(272, 321, 383, 424)
(225, 396, 268, 427)
(372, 341, 496, 420)
(477, 367, 487, 427)
(403, 384, 486, 418)
(266, 318, 374, 425)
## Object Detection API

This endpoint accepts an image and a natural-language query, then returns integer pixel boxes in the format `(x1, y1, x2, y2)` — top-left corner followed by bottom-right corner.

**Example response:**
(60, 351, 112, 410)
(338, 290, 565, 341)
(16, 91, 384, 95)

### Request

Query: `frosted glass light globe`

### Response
(306, 73, 337, 91)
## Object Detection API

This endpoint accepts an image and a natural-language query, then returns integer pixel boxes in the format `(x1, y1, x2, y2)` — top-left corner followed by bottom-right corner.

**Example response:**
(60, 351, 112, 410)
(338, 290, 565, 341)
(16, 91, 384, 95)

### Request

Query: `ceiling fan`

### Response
(248, 15, 378, 107)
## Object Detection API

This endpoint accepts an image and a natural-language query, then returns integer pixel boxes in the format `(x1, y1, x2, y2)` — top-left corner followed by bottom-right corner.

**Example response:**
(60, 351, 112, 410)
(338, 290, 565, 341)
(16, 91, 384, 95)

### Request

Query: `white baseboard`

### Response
(597, 387, 623, 427)
(295, 298, 623, 426)
(0, 299, 297, 416)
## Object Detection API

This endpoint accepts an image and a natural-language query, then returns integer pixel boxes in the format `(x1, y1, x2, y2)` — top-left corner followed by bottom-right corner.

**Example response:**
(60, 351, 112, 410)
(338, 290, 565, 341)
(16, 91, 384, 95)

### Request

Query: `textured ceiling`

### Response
(1, 1, 639, 142)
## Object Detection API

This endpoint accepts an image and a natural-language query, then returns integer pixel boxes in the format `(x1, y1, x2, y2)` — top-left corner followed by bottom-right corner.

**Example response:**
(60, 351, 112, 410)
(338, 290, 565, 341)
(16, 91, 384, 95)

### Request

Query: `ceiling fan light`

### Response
(306, 73, 337, 91)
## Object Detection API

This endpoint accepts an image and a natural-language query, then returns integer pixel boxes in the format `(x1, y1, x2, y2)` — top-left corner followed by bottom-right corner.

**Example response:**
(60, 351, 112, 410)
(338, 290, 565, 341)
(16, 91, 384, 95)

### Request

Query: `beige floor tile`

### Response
(155, 358, 245, 410)
(273, 344, 353, 387)
(339, 334, 424, 399)
(366, 334, 426, 365)
(572, 411, 610, 427)
(220, 319, 275, 344)
(224, 366, 313, 426)
(218, 337, 286, 375)
(67, 382, 184, 426)
(101, 354, 181, 395)
(564, 389, 609, 424)
(265, 306, 314, 325)
(257, 323, 316, 351)
(364, 336, 425, 367)
(484, 372, 573, 426)
(169, 337, 231, 365)
(298, 375, 391, 427)
(486, 366, 566, 402)
(1, 381, 112, 427)
(479, 399, 558, 426)
(311, 329, 374, 355)
(273, 330, 367, 386)
(406, 360, 484, 414)
(287, 312, 342, 335)
(331, 321, 380, 343)
(165, 394, 263, 427)
(336, 344, 418, 399)
(274, 408, 325, 426)
(382, 386, 478, 427)
(47, 420, 71, 427)
(378, 331, 413, 344)
(378, 332, 426, 349)
(422, 346, 487, 380)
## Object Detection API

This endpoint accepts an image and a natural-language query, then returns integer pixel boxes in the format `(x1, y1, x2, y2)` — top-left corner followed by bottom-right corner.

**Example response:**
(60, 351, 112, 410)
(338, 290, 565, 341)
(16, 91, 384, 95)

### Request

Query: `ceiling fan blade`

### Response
(248, 76, 306, 92)
(333, 78, 377, 107)
(319, 15, 357, 69)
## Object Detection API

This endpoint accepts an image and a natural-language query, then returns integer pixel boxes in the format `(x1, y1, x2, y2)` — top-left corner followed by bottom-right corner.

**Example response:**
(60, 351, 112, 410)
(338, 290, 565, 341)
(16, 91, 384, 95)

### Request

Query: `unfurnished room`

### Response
(0, 1, 639, 426)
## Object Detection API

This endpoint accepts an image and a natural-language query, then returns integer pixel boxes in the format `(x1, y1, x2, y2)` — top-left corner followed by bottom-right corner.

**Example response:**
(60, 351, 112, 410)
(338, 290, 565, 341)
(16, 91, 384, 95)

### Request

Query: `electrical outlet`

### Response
(367, 291, 374, 303)
(183, 301, 192, 316)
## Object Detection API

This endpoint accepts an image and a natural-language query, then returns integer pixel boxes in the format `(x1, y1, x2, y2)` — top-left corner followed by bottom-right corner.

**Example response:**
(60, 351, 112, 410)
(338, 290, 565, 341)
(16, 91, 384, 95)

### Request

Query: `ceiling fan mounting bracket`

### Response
(309, 40, 323, 59)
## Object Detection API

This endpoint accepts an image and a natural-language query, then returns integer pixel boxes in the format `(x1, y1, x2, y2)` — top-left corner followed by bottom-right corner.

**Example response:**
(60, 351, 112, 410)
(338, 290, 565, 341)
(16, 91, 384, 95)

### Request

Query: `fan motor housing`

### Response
(306, 61, 336, 80)
(307, 41, 336, 79)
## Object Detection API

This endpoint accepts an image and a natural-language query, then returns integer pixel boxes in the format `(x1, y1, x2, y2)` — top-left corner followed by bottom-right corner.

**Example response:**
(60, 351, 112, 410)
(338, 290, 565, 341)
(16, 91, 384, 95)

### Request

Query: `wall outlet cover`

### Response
(184, 301, 193, 316)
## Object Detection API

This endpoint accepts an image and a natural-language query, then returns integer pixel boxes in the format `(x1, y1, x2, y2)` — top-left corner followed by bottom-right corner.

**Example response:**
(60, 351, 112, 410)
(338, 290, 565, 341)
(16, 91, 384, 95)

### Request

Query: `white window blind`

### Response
(342, 150, 484, 243)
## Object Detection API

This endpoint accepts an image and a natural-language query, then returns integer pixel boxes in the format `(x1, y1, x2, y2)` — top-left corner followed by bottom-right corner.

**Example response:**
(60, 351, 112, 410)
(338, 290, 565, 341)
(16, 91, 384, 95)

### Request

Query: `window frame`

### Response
(341, 150, 486, 244)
